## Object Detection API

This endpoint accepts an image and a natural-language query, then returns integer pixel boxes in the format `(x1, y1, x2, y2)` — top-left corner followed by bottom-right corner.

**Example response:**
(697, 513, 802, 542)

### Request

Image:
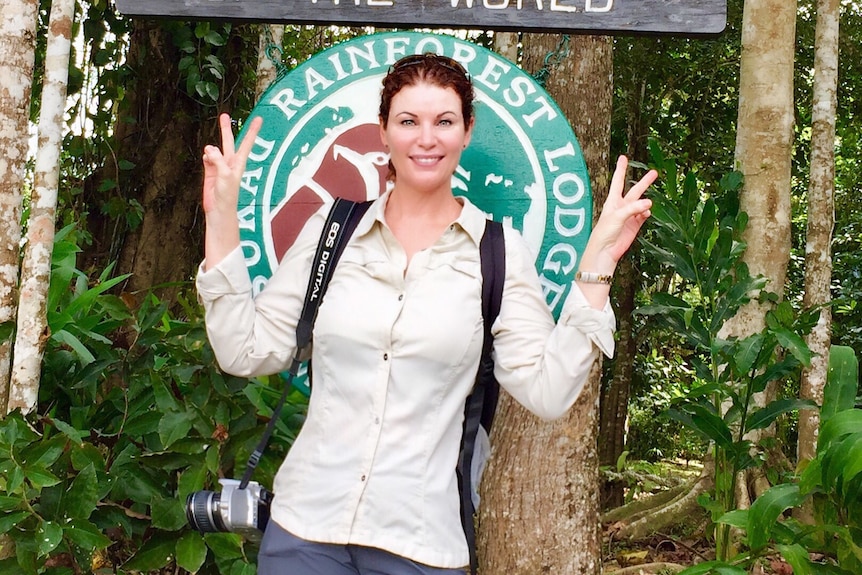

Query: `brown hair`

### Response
(379, 53, 475, 181)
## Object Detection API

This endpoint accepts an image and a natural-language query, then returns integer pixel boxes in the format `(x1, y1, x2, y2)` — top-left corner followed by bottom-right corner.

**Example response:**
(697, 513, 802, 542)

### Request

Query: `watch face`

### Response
(238, 31, 593, 321)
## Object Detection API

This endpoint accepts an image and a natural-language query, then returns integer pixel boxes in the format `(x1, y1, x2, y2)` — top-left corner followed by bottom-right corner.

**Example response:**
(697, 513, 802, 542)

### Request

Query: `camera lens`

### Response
(186, 490, 228, 532)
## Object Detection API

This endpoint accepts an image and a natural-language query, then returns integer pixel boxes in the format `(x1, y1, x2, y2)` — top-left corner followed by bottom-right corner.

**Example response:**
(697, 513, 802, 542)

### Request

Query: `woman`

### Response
(197, 53, 656, 575)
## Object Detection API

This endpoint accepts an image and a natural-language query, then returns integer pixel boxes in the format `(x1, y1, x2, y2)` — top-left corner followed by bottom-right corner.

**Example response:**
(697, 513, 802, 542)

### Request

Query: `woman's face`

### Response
(379, 81, 474, 195)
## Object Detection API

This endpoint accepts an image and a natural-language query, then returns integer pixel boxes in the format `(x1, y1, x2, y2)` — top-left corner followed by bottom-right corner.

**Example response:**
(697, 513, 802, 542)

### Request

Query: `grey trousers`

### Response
(257, 522, 467, 575)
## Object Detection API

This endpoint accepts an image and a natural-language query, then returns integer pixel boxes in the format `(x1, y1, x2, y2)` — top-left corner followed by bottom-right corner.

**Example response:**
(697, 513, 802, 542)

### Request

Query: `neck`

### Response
(385, 186, 461, 223)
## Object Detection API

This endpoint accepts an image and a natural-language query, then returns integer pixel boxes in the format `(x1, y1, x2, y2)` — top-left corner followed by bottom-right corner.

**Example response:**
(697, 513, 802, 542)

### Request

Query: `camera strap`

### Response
(239, 198, 373, 489)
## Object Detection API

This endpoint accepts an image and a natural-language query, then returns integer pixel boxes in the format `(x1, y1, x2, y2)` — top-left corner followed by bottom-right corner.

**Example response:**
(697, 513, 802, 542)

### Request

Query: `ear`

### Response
(463, 116, 475, 148)
(379, 116, 388, 149)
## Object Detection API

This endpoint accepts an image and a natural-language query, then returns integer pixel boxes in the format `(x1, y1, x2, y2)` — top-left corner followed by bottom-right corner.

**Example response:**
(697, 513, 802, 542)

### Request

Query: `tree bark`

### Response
(478, 33, 612, 575)
(256, 25, 284, 100)
(797, 0, 839, 521)
(723, 0, 797, 506)
(600, 77, 649, 509)
(79, 22, 245, 302)
(728, 0, 796, 332)
(0, 0, 39, 414)
(611, 461, 712, 541)
(8, 0, 75, 414)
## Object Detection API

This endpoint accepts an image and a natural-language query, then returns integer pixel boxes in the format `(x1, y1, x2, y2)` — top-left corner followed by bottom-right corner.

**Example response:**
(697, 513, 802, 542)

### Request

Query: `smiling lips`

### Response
(411, 155, 444, 166)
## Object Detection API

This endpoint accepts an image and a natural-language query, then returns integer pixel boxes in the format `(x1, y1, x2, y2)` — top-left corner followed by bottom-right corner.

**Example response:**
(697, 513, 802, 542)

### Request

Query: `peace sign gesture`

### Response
(591, 155, 657, 264)
(202, 113, 263, 269)
(575, 155, 657, 308)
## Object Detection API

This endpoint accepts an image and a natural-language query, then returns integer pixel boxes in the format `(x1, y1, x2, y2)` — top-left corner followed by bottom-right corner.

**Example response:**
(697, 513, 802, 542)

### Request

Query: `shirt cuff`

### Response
(195, 246, 254, 297)
(558, 283, 616, 358)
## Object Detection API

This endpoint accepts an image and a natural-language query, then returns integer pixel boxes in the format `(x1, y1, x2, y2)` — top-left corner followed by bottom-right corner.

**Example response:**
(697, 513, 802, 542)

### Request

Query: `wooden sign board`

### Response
(114, 0, 727, 36)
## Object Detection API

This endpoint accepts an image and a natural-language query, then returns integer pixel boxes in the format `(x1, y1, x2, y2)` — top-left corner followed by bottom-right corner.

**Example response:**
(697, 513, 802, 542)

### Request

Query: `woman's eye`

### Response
(400, 119, 415, 126)
(438, 119, 452, 126)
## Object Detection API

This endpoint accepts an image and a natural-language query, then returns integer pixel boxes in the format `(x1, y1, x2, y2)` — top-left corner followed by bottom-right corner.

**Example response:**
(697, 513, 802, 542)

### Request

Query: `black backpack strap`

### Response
(240, 197, 372, 489)
(295, 198, 373, 350)
(458, 219, 505, 574)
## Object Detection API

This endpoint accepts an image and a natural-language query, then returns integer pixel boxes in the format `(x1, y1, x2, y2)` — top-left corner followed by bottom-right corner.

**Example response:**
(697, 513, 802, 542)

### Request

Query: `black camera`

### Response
(185, 479, 272, 539)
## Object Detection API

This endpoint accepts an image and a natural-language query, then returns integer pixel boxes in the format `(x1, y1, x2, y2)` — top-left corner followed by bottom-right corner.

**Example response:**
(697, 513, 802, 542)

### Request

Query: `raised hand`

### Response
(202, 113, 263, 216)
(202, 113, 263, 269)
(575, 155, 656, 309)
(588, 155, 657, 269)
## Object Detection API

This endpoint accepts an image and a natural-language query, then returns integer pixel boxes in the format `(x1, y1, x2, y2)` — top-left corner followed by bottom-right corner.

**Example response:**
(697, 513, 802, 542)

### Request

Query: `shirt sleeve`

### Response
(490, 226, 616, 421)
(195, 210, 327, 377)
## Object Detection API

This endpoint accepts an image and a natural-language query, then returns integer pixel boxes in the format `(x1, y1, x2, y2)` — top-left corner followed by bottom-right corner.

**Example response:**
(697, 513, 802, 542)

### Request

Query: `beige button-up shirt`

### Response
(196, 193, 615, 568)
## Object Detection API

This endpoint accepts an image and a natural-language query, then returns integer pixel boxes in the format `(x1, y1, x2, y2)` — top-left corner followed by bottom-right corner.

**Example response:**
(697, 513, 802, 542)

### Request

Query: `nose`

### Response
(418, 123, 435, 147)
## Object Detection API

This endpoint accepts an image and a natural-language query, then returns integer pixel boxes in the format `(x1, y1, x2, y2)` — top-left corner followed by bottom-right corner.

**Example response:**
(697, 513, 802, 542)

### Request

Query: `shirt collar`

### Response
(354, 190, 489, 247)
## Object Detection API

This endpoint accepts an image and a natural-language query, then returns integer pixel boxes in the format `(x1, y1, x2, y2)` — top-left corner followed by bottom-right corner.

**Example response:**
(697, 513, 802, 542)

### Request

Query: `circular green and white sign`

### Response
(237, 31, 592, 353)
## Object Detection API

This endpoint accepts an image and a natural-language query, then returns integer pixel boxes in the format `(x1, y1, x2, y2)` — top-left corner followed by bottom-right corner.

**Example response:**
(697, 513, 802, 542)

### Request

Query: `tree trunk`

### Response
(79, 22, 252, 302)
(8, 0, 75, 414)
(723, 0, 797, 506)
(479, 33, 612, 575)
(600, 77, 649, 510)
(492, 31, 519, 63)
(0, 0, 39, 414)
(256, 25, 284, 100)
(728, 0, 797, 332)
(796, 0, 839, 522)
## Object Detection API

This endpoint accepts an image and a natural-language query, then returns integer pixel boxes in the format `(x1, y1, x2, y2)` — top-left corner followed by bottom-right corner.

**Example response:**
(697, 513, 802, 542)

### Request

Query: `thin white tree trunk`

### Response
(0, 0, 39, 414)
(493, 31, 519, 63)
(8, 0, 76, 414)
(732, 0, 797, 319)
(725, 0, 797, 497)
(798, 0, 839, 474)
(256, 25, 285, 100)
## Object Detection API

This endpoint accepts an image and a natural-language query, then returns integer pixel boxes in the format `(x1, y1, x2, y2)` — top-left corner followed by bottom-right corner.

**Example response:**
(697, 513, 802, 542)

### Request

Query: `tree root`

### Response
(604, 562, 687, 574)
(604, 461, 714, 541)
(602, 482, 689, 524)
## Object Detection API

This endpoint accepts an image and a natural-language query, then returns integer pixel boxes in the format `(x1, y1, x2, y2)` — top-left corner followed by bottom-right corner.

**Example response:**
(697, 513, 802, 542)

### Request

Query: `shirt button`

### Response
(383, 353, 388, 360)
(361, 474, 366, 482)
(398, 294, 404, 301)
(374, 417, 380, 425)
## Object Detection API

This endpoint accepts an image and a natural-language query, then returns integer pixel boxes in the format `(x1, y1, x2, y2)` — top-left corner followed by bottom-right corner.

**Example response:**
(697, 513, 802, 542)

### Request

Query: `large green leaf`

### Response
(824, 433, 862, 494)
(178, 461, 208, 500)
(819, 410, 862, 452)
(176, 531, 208, 573)
(37, 519, 63, 557)
(159, 410, 194, 449)
(777, 544, 813, 575)
(23, 465, 59, 489)
(123, 534, 176, 571)
(747, 483, 807, 551)
(65, 463, 100, 519)
(52, 329, 96, 365)
(667, 405, 734, 449)
(716, 508, 748, 528)
(63, 518, 112, 549)
(0, 511, 29, 534)
(0, 496, 20, 512)
(24, 434, 67, 468)
(204, 532, 245, 560)
(823, 346, 859, 422)
(745, 399, 817, 433)
(772, 326, 813, 366)
(62, 273, 131, 319)
(151, 495, 189, 531)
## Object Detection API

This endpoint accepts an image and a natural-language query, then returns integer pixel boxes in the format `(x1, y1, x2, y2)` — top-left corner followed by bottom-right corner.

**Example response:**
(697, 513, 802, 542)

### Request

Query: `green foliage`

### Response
(637, 149, 819, 562)
(626, 349, 707, 462)
(679, 347, 862, 574)
(166, 20, 232, 105)
(0, 227, 306, 573)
